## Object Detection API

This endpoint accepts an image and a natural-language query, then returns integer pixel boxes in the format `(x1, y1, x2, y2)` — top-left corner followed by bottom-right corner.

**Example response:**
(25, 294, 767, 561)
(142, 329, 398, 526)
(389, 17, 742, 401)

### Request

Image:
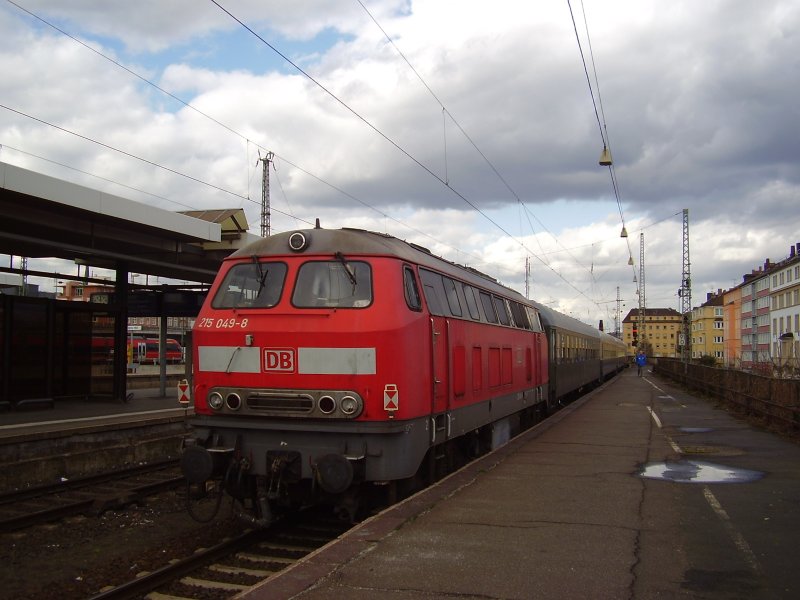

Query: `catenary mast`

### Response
(258, 152, 274, 237)
(679, 208, 692, 368)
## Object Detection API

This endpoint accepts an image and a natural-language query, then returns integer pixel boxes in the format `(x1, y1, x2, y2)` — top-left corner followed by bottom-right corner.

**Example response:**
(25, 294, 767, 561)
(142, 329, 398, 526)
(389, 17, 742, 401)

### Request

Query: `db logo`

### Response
(263, 348, 295, 372)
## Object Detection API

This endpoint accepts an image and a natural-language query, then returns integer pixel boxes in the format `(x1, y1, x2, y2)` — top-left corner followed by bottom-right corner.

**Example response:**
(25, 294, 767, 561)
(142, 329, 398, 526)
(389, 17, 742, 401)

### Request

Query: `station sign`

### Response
(92, 290, 207, 317)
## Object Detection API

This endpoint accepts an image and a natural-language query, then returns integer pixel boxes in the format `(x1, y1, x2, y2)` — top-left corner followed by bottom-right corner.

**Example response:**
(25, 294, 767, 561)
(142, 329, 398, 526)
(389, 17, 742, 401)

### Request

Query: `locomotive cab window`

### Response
(212, 261, 287, 309)
(293, 260, 372, 308)
(403, 265, 422, 311)
(419, 268, 447, 316)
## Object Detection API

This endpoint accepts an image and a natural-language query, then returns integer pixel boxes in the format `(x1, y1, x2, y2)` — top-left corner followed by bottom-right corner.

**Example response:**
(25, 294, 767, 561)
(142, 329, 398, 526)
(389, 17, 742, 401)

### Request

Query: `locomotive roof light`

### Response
(208, 391, 224, 411)
(288, 231, 310, 252)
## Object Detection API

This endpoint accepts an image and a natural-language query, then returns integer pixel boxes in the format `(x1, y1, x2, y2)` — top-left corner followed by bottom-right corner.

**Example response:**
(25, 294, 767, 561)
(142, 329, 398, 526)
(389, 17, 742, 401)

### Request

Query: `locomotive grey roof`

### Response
(230, 227, 528, 303)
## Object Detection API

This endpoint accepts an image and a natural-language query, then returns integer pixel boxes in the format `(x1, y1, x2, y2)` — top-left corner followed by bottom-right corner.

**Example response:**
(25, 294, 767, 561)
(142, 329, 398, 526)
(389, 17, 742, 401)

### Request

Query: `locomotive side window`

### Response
(479, 291, 497, 323)
(292, 261, 372, 308)
(212, 261, 287, 309)
(493, 296, 511, 326)
(442, 277, 463, 317)
(462, 285, 481, 320)
(510, 301, 531, 330)
(527, 307, 544, 332)
(403, 266, 422, 311)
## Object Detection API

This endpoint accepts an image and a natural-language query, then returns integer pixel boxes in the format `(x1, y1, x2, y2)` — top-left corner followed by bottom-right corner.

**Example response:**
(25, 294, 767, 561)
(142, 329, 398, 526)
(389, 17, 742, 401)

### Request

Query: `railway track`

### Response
(88, 510, 351, 600)
(0, 459, 184, 532)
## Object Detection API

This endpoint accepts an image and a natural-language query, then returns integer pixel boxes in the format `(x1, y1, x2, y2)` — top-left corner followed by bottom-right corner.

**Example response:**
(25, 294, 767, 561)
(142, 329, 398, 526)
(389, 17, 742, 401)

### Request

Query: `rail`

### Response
(0, 459, 183, 532)
(87, 511, 350, 600)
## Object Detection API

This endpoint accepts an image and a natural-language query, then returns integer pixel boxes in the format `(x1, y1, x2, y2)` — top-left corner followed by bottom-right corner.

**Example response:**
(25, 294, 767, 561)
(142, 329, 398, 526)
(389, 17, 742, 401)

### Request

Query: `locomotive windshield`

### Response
(211, 261, 287, 308)
(292, 260, 372, 308)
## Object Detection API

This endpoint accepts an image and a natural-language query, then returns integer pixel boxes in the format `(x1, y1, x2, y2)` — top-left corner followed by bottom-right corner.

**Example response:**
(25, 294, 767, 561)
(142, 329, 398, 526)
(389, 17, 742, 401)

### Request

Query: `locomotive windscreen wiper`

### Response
(334, 252, 358, 287)
(252, 255, 269, 295)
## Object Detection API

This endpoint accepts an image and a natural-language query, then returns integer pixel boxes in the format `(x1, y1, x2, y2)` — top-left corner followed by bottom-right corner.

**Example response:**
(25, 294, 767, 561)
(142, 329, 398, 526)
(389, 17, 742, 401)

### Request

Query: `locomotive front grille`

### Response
(247, 393, 314, 413)
(207, 387, 364, 419)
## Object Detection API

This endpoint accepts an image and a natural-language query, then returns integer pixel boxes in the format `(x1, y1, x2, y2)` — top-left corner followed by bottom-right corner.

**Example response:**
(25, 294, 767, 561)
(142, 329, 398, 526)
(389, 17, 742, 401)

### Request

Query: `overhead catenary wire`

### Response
(355, 0, 623, 306)
(6, 0, 624, 308)
(4, 0, 487, 262)
(208, 0, 602, 304)
(357, 0, 627, 299)
(567, 0, 636, 286)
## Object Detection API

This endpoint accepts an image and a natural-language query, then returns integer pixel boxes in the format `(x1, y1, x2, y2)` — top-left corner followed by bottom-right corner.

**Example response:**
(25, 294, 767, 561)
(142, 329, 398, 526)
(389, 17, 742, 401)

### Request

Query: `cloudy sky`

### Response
(1, 0, 798, 328)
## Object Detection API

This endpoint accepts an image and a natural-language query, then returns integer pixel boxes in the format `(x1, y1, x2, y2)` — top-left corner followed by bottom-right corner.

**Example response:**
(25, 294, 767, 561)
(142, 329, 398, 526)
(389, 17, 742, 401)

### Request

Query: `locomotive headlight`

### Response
(340, 395, 359, 416)
(318, 395, 336, 414)
(208, 391, 224, 411)
(225, 393, 242, 411)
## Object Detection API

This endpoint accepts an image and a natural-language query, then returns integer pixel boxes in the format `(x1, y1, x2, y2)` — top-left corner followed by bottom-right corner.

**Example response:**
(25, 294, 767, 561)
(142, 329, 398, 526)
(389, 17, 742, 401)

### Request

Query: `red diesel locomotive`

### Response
(181, 226, 625, 524)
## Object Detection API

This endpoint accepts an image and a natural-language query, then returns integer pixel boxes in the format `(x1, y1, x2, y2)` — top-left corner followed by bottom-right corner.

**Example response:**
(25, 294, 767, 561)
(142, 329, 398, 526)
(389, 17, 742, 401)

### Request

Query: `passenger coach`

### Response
(533, 301, 627, 407)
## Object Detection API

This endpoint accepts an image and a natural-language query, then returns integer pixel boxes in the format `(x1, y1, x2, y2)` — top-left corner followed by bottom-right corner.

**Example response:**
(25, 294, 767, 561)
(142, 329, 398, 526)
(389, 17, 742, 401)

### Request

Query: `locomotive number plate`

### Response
(196, 317, 250, 329)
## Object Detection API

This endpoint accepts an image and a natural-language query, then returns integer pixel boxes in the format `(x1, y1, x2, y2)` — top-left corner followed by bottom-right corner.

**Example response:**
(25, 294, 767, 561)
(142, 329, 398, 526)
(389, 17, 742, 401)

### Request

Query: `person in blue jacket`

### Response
(635, 351, 647, 377)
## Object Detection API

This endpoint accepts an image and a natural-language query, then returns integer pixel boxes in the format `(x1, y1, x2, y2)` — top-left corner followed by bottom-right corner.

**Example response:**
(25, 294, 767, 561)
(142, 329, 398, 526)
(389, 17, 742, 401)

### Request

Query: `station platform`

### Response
(0, 387, 190, 443)
(241, 368, 800, 600)
(0, 386, 190, 492)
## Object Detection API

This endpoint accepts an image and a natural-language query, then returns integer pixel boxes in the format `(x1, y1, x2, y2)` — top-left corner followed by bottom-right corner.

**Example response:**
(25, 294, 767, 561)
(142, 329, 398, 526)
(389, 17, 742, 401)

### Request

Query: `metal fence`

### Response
(654, 358, 800, 432)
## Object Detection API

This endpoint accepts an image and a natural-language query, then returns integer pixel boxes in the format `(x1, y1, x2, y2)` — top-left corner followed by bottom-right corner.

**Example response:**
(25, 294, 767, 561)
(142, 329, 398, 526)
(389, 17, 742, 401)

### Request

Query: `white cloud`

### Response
(1, 0, 798, 323)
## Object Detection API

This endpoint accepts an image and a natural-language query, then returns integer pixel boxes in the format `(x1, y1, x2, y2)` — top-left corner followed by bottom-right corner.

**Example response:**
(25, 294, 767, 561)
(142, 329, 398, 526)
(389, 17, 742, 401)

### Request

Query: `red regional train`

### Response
(181, 226, 627, 524)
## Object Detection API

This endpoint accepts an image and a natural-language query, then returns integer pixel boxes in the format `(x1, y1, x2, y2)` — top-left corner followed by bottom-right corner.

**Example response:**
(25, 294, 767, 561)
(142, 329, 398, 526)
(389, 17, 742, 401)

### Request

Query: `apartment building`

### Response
(622, 308, 683, 357)
(692, 291, 724, 361)
(769, 246, 800, 366)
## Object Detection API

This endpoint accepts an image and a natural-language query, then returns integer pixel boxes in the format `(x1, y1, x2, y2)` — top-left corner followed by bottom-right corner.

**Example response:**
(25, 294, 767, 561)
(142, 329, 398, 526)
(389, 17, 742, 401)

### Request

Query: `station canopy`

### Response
(0, 161, 259, 284)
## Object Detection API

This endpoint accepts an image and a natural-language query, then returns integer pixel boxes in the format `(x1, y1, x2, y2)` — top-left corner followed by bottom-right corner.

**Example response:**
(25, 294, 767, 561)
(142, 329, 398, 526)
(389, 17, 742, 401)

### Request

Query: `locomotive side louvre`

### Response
(182, 227, 552, 521)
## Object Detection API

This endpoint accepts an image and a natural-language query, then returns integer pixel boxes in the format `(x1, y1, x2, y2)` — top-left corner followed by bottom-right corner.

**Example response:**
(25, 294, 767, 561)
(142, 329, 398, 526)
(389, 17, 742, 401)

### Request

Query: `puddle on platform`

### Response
(638, 460, 764, 484)
(679, 427, 714, 433)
